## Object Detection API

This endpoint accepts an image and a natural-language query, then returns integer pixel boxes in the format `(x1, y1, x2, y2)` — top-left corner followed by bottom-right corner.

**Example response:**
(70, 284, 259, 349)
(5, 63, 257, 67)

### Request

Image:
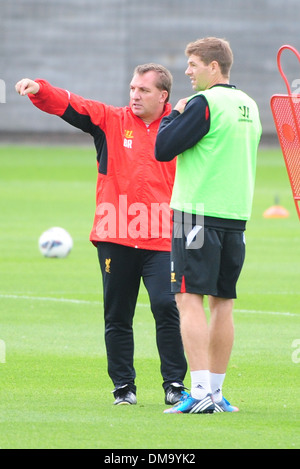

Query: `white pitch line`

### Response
(234, 308, 295, 317)
(0, 294, 100, 305)
(0, 294, 297, 317)
(0, 293, 148, 309)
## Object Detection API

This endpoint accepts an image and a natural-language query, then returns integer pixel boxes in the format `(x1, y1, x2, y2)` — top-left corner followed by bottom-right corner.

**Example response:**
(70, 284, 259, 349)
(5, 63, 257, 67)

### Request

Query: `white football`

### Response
(38, 227, 73, 258)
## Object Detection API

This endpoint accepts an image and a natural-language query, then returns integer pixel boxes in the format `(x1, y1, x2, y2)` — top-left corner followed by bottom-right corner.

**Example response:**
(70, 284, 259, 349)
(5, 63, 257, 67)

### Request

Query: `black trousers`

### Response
(97, 242, 187, 394)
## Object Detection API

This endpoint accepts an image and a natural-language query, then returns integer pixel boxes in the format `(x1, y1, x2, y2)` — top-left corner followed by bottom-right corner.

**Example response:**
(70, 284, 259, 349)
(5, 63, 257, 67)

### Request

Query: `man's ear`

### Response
(160, 90, 169, 103)
(210, 60, 220, 75)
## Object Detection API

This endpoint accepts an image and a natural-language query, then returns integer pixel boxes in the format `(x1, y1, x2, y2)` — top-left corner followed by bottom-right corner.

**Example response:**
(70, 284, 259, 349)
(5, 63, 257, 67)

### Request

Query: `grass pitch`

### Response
(0, 145, 299, 449)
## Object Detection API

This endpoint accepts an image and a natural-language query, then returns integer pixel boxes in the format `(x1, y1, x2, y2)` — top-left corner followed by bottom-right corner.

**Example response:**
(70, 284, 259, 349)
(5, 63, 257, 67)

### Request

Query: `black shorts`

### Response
(171, 214, 246, 299)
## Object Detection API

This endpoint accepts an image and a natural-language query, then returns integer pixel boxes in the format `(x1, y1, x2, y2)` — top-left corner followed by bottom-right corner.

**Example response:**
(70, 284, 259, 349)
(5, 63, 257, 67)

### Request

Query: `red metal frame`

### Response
(270, 45, 300, 220)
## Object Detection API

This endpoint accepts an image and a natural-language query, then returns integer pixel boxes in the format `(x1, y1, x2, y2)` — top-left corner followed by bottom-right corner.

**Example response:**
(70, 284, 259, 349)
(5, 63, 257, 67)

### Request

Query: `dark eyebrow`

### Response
(130, 85, 151, 92)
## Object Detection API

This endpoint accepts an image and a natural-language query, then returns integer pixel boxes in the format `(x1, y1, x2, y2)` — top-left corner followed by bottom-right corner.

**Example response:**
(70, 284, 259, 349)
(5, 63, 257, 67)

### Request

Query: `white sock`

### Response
(190, 370, 211, 400)
(210, 372, 226, 403)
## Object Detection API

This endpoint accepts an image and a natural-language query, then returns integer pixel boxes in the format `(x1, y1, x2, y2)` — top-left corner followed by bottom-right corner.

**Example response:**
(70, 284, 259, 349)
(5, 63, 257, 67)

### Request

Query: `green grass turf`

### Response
(0, 145, 299, 449)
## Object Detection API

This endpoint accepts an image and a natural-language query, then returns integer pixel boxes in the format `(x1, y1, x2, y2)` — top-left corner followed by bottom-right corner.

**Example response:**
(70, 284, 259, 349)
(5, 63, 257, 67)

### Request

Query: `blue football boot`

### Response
(164, 392, 215, 414)
(214, 397, 239, 412)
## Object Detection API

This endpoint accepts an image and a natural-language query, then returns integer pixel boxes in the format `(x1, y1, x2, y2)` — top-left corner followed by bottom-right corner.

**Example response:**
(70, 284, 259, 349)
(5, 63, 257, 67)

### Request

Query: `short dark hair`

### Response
(133, 63, 173, 102)
(185, 37, 233, 78)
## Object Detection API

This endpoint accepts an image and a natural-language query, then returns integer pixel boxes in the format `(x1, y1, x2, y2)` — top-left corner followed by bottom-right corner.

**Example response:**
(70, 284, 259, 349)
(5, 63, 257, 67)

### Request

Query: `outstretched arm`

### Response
(15, 78, 70, 117)
(15, 78, 107, 134)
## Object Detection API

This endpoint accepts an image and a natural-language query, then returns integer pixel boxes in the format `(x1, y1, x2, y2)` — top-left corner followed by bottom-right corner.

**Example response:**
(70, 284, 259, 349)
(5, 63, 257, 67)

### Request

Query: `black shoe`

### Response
(165, 383, 186, 405)
(113, 385, 137, 406)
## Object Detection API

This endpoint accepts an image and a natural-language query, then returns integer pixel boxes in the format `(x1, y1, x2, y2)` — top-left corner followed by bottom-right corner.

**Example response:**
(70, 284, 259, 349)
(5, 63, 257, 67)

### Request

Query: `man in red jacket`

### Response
(16, 64, 187, 405)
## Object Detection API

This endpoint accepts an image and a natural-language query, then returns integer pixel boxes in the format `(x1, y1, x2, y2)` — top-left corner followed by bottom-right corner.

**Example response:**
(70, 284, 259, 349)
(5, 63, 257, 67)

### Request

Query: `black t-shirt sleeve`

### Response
(155, 95, 210, 162)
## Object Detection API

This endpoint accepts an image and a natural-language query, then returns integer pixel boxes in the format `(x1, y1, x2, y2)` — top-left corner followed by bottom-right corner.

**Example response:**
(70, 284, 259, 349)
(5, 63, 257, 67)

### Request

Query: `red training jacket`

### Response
(29, 80, 176, 251)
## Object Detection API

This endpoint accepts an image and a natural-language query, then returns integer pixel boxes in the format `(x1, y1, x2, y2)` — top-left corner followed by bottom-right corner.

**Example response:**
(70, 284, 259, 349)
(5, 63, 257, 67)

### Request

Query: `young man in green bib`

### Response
(155, 37, 262, 413)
